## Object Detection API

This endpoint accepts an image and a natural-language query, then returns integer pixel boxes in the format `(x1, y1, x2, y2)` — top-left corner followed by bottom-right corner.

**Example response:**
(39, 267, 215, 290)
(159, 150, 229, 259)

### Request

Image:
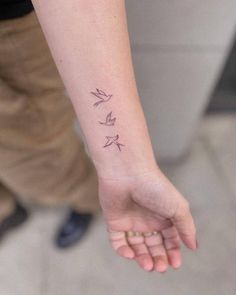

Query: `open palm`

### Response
(98, 167, 197, 272)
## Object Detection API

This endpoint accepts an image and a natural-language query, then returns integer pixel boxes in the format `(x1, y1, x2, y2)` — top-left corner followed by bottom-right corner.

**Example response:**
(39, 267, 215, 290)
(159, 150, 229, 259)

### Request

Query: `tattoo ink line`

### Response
(99, 111, 116, 126)
(90, 87, 125, 151)
(91, 88, 112, 107)
(103, 134, 125, 151)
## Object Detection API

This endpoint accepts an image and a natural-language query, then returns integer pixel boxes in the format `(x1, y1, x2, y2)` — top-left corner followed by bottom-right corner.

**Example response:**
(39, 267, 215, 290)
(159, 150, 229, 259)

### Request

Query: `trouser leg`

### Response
(0, 183, 16, 223)
(0, 12, 100, 214)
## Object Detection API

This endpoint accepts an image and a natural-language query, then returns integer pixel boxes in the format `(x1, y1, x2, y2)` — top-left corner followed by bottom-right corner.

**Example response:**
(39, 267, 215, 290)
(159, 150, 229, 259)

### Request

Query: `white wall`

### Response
(126, 0, 236, 161)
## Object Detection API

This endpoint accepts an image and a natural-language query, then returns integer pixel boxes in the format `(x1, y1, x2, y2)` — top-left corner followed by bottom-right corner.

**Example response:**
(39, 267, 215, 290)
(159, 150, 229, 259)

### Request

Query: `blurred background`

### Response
(0, 1, 236, 294)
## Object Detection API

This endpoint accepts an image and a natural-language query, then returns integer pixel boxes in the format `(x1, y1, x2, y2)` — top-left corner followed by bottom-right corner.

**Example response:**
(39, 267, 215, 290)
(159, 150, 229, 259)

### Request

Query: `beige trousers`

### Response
(0, 12, 100, 222)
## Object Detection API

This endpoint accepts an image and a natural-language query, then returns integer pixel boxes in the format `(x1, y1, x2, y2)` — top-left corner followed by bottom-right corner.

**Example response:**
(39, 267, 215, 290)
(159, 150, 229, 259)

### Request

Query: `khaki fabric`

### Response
(0, 12, 100, 222)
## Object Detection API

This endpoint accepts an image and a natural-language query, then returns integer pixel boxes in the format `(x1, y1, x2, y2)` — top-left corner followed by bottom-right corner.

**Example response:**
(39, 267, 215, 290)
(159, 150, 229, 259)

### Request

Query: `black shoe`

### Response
(55, 210, 93, 249)
(0, 203, 29, 240)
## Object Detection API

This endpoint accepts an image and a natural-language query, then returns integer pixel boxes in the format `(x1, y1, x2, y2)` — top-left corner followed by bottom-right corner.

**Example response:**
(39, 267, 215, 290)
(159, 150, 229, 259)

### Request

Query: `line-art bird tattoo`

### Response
(90, 88, 113, 107)
(99, 111, 116, 126)
(103, 134, 125, 151)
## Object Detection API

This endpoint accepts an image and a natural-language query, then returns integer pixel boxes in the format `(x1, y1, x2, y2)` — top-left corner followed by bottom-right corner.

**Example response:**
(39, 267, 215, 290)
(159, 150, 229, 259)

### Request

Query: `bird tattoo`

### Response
(99, 111, 116, 126)
(91, 88, 113, 107)
(103, 134, 125, 151)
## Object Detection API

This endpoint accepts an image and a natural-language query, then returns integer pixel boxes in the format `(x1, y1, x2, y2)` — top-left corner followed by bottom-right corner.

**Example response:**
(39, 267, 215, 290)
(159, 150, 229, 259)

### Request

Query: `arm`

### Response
(32, 0, 198, 272)
(31, 0, 156, 178)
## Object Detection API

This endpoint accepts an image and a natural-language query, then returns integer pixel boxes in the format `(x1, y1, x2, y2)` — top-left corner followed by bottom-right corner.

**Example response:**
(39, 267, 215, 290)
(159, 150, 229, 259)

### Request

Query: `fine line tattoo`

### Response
(99, 111, 116, 126)
(103, 135, 125, 151)
(90, 87, 125, 151)
(91, 88, 112, 107)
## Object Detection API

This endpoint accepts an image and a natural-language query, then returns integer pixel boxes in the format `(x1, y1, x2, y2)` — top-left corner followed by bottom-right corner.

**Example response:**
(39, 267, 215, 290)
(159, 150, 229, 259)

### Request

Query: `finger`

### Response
(127, 234, 154, 271)
(144, 232, 169, 273)
(171, 202, 197, 250)
(108, 231, 135, 259)
(161, 226, 182, 269)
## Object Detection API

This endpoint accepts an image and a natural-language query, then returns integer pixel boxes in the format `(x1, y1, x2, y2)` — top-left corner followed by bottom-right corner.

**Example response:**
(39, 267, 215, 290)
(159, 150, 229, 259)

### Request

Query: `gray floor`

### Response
(0, 114, 235, 295)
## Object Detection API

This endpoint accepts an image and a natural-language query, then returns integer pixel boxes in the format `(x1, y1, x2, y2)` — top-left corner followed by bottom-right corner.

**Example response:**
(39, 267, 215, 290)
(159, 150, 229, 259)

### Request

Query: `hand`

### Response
(98, 166, 198, 273)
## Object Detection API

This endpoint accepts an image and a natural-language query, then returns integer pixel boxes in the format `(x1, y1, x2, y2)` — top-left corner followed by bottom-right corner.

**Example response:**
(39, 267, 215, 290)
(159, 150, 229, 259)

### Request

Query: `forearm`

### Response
(32, 0, 157, 178)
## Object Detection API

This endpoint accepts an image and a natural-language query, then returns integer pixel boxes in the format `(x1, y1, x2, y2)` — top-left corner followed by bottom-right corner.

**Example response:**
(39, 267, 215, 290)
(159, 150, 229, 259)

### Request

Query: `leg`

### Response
(0, 182, 28, 240)
(0, 12, 100, 215)
(0, 183, 16, 223)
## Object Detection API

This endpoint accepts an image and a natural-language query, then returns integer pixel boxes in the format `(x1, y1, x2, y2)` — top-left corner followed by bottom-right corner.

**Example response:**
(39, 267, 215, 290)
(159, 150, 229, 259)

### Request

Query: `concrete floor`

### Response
(0, 114, 235, 295)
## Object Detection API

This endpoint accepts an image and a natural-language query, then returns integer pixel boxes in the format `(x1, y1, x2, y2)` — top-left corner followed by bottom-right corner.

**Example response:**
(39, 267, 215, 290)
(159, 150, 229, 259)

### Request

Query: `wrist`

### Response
(88, 124, 158, 179)
(92, 152, 159, 180)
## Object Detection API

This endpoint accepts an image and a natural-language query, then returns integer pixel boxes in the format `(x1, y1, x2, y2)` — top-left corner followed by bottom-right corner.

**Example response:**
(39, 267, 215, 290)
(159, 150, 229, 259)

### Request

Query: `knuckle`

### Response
(173, 199, 190, 220)
(182, 200, 190, 212)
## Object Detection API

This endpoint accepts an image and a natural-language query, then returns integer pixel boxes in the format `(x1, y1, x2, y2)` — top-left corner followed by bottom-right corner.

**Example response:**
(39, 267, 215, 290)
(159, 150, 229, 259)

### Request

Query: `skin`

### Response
(99, 167, 197, 272)
(32, 0, 198, 272)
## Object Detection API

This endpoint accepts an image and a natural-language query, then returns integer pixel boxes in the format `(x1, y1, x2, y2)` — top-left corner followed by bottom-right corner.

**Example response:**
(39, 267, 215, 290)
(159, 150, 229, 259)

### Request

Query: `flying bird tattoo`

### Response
(99, 111, 116, 126)
(103, 134, 125, 151)
(90, 88, 113, 107)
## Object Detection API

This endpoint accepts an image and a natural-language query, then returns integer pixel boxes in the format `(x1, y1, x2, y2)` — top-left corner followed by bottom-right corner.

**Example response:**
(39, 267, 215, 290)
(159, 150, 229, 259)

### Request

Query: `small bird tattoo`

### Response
(103, 134, 125, 151)
(91, 88, 113, 107)
(99, 111, 116, 126)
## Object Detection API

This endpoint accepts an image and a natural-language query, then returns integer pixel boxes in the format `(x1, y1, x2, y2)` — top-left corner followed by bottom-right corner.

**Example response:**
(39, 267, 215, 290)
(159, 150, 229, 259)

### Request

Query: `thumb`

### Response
(170, 201, 197, 250)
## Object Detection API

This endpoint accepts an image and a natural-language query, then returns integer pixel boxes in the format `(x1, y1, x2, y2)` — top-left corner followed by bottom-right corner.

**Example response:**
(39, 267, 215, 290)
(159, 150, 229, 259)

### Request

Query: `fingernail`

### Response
(144, 264, 153, 272)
